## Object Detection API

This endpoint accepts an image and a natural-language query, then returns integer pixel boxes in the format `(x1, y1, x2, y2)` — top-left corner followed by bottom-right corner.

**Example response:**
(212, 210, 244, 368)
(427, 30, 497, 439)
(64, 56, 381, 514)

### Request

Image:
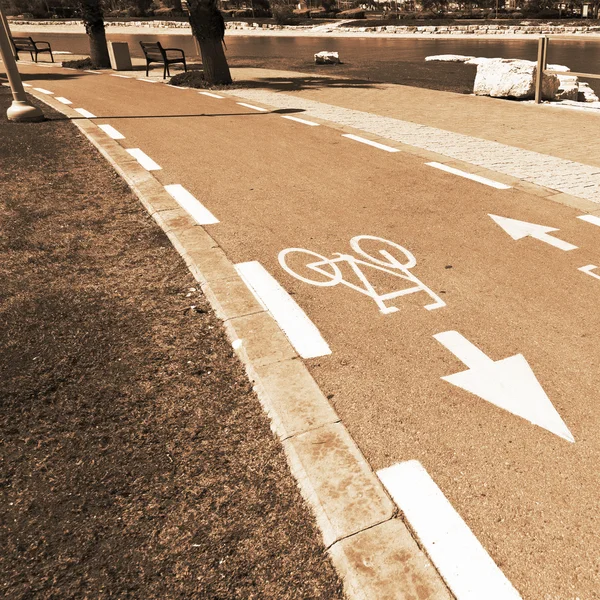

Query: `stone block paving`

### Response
(230, 88, 600, 204)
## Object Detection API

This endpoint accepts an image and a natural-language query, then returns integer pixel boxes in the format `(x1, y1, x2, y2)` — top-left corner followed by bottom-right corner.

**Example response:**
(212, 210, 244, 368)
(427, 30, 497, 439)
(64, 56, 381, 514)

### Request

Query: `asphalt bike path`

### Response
(13, 64, 600, 600)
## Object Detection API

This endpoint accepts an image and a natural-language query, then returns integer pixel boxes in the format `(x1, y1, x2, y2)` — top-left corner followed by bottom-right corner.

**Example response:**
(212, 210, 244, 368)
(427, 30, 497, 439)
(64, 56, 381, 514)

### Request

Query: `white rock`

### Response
(425, 54, 475, 63)
(473, 58, 559, 100)
(314, 51, 340, 65)
(578, 82, 600, 102)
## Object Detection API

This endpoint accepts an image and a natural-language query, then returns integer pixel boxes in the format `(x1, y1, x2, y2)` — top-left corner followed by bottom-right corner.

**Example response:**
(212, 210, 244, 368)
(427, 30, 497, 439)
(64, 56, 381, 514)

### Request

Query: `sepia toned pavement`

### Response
(3, 58, 600, 600)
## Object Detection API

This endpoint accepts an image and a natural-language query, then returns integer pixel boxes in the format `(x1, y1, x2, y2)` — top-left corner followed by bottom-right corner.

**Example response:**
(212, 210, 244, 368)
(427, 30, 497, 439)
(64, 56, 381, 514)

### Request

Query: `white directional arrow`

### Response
(489, 214, 578, 251)
(434, 331, 574, 443)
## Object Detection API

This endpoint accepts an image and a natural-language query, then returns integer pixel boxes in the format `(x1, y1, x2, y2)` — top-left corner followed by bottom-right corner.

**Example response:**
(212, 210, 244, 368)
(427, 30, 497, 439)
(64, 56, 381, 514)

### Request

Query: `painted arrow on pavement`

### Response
(489, 214, 578, 251)
(434, 331, 574, 443)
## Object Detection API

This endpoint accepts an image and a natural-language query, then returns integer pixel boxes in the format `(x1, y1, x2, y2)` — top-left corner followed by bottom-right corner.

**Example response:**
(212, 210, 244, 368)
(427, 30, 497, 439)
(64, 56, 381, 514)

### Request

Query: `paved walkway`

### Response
(228, 67, 600, 203)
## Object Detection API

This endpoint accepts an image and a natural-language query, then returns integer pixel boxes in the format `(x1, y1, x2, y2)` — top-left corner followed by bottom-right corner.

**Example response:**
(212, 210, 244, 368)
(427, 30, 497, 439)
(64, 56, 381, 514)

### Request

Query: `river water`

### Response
(21, 31, 600, 93)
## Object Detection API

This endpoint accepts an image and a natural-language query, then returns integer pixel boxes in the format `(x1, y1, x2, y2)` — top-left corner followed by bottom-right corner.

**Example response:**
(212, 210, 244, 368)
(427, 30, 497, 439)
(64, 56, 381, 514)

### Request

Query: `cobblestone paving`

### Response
(230, 89, 600, 204)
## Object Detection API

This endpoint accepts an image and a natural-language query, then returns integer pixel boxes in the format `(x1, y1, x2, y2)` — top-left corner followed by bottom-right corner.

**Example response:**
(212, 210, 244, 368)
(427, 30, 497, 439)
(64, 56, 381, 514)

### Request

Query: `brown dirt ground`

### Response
(0, 86, 345, 600)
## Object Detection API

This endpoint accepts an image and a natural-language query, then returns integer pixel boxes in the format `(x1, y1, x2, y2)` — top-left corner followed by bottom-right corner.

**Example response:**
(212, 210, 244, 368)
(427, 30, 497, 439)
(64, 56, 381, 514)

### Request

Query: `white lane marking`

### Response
(98, 124, 125, 140)
(33, 87, 53, 95)
(282, 115, 320, 127)
(85, 69, 102, 74)
(235, 261, 331, 359)
(489, 214, 577, 251)
(1, 82, 10, 87)
(22, 82, 31, 87)
(378, 461, 523, 600)
(426, 162, 512, 189)
(74, 108, 97, 119)
(164, 184, 219, 225)
(434, 330, 574, 442)
(139, 78, 157, 83)
(111, 74, 131, 78)
(342, 134, 400, 153)
(53, 51, 72, 55)
(579, 264, 600, 280)
(578, 214, 600, 227)
(237, 102, 268, 112)
(126, 148, 161, 171)
(199, 91, 224, 99)
(55, 97, 72, 105)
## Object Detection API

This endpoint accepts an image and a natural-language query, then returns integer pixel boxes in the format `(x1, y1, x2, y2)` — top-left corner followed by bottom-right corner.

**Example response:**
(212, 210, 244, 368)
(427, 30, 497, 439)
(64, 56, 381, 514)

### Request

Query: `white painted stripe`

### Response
(282, 115, 320, 127)
(139, 78, 157, 83)
(1, 82, 10, 87)
(126, 148, 161, 171)
(342, 134, 400, 153)
(55, 97, 72, 105)
(578, 214, 600, 227)
(237, 102, 268, 112)
(426, 162, 512, 190)
(378, 461, 522, 600)
(22, 83, 31, 87)
(98, 124, 125, 140)
(33, 87, 53, 95)
(579, 264, 600, 280)
(74, 108, 97, 119)
(164, 184, 219, 225)
(53, 51, 72, 55)
(235, 261, 331, 359)
(199, 91, 224, 99)
(167, 84, 188, 90)
(85, 69, 102, 74)
(110, 74, 131, 78)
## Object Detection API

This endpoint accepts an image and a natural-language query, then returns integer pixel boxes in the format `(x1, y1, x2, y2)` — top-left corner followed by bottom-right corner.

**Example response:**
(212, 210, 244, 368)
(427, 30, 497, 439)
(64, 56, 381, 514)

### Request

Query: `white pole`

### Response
(0, 5, 44, 122)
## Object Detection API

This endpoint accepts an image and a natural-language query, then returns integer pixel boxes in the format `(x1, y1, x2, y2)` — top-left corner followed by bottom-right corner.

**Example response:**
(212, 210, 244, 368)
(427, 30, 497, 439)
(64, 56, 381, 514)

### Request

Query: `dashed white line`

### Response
(237, 102, 268, 112)
(282, 115, 320, 127)
(33, 87, 53, 95)
(98, 124, 125, 140)
(426, 162, 512, 190)
(22, 83, 31, 87)
(342, 134, 400, 153)
(126, 148, 161, 171)
(85, 70, 102, 74)
(164, 184, 219, 225)
(55, 97, 72, 105)
(235, 261, 331, 359)
(578, 214, 600, 227)
(74, 108, 97, 119)
(378, 460, 523, 600)
(111, 74, 131, 78)
(139, 78, 157, 83)
(199, 91, 224, 99)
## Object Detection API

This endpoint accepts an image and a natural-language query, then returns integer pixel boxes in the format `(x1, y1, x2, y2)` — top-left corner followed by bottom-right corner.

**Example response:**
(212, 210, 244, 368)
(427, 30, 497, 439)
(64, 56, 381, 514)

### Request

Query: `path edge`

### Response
(27, 88, 455, 600)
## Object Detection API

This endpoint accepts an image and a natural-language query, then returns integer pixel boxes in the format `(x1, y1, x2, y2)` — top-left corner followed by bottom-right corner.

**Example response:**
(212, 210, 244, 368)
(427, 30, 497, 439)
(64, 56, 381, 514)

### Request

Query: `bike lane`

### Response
(15, 64, 600, 599)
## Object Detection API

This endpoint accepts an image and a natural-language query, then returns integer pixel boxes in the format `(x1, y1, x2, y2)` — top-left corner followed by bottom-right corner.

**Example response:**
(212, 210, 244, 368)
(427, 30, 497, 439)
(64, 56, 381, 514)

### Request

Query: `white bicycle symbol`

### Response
(278, 235, 446, 314)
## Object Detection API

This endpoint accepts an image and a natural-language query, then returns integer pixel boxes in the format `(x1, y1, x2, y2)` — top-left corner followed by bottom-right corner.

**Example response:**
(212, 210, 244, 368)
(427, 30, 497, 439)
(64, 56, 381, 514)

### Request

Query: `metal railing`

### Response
(535, 35, 600, 103)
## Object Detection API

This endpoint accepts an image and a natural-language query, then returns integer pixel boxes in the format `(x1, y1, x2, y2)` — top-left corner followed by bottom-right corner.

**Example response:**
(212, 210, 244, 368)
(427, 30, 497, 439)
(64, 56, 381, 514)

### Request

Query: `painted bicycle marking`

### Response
(278, 235, 446, 314)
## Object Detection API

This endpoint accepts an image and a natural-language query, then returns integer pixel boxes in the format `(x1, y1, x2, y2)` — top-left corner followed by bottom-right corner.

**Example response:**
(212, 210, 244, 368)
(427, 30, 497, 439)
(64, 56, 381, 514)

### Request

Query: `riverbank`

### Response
(8, 18, 600, 39)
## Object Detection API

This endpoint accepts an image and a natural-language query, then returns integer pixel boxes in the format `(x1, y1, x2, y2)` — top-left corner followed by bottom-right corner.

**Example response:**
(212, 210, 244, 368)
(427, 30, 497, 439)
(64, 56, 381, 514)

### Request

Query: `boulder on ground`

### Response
(556, 74, 579, 101)
(315, 51, 340, 65)
(578, 82, 600, 103)
(473, 58, 559, 100)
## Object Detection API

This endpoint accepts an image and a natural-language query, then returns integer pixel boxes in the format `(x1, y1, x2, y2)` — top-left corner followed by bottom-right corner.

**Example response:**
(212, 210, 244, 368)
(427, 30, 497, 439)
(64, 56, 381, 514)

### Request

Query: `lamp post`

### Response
(0, 5, 44, 122)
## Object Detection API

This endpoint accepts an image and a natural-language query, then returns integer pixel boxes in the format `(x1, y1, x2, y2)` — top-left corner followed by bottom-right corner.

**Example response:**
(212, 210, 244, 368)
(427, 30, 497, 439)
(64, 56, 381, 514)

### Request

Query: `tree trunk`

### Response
(80, 0, 111, 68)
(188, 0, 232, 85)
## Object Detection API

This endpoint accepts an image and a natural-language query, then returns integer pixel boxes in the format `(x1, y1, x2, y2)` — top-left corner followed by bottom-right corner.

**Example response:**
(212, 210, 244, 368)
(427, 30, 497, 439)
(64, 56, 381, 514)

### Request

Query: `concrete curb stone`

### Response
(28, 85, 456, 599)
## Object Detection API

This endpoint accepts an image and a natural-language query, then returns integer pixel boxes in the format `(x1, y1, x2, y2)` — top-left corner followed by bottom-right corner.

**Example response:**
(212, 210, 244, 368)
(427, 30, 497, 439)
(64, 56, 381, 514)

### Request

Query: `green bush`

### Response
(272, 5, 295, 24)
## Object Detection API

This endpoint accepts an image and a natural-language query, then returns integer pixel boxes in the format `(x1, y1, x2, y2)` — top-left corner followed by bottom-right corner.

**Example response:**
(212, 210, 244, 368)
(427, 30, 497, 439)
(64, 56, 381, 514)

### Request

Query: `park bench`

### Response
(139, 41, 187, 79)
(11, 36, 54, 63)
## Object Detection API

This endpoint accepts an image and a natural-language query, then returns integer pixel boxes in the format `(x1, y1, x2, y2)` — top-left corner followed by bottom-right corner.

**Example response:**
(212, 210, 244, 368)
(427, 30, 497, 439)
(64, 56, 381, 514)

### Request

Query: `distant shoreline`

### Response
(8, 20, 600, 40)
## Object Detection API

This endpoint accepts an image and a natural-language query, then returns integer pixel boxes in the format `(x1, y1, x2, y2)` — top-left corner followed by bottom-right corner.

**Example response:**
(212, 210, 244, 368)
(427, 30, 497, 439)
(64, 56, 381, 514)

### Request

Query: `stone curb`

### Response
(27, 87, 455, 599)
